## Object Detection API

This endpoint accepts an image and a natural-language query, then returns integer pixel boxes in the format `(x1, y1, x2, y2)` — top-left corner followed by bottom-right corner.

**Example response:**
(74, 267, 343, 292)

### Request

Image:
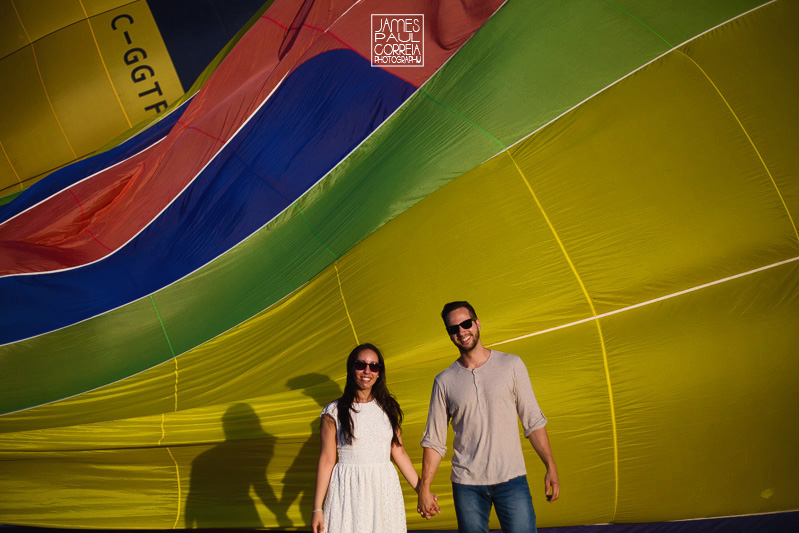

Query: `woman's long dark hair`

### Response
(337, 343, 403, 447)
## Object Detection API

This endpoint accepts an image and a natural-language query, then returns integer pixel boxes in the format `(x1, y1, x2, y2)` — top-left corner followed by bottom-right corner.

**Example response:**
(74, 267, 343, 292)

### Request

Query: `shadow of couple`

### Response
(184, 373, 341, 528)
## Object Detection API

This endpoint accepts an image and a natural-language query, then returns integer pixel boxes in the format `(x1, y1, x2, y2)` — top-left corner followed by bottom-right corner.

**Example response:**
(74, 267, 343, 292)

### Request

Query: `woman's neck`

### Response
(354, 391, 373, 403)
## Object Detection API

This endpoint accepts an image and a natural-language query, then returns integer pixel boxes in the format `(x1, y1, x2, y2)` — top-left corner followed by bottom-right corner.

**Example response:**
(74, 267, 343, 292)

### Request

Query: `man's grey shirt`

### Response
(421, 350, 547, 485)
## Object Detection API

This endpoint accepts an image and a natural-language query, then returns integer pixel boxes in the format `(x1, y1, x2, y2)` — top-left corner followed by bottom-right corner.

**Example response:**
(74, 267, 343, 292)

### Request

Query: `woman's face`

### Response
(352, 348, 381, 393)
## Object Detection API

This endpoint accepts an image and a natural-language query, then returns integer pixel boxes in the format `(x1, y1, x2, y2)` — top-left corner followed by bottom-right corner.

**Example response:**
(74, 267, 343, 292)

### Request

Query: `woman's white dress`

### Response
(322, 399, 406, 532)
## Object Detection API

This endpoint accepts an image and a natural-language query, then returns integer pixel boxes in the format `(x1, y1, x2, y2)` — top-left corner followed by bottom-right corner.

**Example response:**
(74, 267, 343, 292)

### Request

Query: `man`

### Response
(417, 301, 559, 532)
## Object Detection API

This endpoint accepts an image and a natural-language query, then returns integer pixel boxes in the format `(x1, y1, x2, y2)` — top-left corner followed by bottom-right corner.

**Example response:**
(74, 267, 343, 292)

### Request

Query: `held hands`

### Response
(416, 487, 440, 519)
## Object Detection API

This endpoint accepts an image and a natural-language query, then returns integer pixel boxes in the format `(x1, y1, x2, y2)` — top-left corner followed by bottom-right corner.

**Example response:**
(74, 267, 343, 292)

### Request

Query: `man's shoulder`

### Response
(488, 351, 529, 376)
(490, 350, 525, 365)
(433, 360, 462, 383)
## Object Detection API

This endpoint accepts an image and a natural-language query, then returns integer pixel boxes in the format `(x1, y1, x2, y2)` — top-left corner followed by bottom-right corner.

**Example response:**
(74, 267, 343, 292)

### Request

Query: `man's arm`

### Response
(417, 446, 442, 518)
(528, 426, 559, 502)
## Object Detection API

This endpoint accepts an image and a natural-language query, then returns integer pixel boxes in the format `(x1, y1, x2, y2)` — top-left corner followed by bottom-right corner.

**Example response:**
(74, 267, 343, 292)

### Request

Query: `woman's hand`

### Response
(311, 509, 324, 532)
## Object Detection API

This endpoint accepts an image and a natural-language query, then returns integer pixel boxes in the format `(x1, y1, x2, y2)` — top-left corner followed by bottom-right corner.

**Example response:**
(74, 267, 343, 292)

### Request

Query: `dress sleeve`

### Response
(321, 400, 339, 424)
(513, 356, 547, 437)
(420, 378, 448, 458)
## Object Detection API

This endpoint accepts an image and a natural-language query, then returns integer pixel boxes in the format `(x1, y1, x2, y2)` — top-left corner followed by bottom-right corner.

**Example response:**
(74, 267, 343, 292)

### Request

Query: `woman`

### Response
(312, 343, 420, 532)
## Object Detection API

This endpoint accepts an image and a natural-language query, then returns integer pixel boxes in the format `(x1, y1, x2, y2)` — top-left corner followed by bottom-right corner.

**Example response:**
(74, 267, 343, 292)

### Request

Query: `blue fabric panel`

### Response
(147, 0, 269, 90)
(0, 49, 415, 344)
(0, 99, 188, 223)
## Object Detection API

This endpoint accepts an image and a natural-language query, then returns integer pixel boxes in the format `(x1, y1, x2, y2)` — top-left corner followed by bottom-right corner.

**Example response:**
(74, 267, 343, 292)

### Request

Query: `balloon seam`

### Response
(149, 294, 177, 358)
(25, 43, 78, 159)
(296, 205, 339, 259)
(77, 0, 133, 128)
(485, 0, 779, 164)
(165, 445, 182, 528)
(68, 189, 114, 251)
(676, 49, 799, 244)
(151, 293, 181, 524)
(334, 262, 359, 345)
(419, 88, 506, 149)
(505, 150, 619, 522)
(489, 255, 799, 346)
(602, 0, 673, 48)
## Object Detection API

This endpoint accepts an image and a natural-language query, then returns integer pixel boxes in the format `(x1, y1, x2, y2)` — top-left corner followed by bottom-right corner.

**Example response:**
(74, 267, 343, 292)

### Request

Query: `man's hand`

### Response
(528, 427, 559, 503)
(545, 467, 560, 502)
(417, 487, 440, 519)
(418, 447, 443, 518)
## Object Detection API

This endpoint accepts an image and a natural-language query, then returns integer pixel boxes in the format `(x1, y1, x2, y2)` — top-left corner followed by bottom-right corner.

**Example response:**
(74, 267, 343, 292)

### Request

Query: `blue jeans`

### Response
(452, 475, 536, 533)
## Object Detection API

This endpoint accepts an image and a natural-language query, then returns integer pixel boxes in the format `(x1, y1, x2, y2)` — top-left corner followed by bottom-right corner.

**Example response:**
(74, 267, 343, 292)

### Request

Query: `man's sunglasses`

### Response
(353, 361, 381, 372)
(446, 318, 475, 335)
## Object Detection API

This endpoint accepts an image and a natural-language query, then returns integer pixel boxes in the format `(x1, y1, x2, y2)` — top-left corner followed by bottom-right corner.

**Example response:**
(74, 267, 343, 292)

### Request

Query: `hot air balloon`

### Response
(0, 0, 796, 530)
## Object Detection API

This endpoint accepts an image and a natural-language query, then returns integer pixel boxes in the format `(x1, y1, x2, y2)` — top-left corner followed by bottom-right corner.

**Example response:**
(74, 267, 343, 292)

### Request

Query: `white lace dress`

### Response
(321, 399, 406, 532)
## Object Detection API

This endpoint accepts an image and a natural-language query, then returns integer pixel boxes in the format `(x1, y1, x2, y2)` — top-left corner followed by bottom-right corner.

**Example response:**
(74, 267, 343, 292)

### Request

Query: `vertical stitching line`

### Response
(334, 262, 359, 345)
(67, 189, 114, 251)
(385, 66, 620, 517)
(149, 295, 181, 527)
(166, 446, 182, 528)
(17, 41, 78, 159)
(677, 49, 799, 244)
(419, 88, 506, 149)
(505, 150, 619, 522)
(11, 0, 77, 157)
(296, 205, 339, 259)
(294, 205, 359, 343)
(77, 0, 133, 128)
(602, 0, 673, 48)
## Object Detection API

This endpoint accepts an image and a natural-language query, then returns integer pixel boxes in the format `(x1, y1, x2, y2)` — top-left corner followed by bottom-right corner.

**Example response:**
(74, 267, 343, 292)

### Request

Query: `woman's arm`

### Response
(390, 430, 421, 493)
(311, 414, 337, 533)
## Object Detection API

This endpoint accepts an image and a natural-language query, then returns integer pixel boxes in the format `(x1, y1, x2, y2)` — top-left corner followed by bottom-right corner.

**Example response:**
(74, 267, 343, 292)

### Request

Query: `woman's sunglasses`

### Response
(353, 361, 381, 372)
(445, 318, 475, 335)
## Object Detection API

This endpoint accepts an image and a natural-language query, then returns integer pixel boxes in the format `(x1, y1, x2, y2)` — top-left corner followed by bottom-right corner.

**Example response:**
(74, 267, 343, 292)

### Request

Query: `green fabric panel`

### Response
(0, 190, 23, 206)
(0, 297, 174, 415)
(0, 0, 771, 417)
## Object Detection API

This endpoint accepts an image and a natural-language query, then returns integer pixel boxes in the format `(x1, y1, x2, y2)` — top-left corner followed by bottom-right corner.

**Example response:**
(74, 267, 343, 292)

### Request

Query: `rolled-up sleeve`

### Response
(514, 357, 547, 437)
(420, 379, 448, 457)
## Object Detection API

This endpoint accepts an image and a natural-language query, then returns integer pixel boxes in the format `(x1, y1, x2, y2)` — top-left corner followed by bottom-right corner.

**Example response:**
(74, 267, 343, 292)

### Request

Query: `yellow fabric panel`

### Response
(610, 261, 799, 521)
(32, 20, 130, 155)
(336, 150, 591, 358)
(509, 49, 798, 316)
(1, 446, 181, 528)
(0, 46, 77, 182)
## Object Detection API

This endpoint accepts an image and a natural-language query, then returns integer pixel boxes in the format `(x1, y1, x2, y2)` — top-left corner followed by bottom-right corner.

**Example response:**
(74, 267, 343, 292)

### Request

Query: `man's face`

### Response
(445, 306, 480, 352)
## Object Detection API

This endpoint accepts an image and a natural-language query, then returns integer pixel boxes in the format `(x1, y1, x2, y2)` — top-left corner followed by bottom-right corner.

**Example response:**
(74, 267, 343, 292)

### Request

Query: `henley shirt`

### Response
(420, 350, 547, 485)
